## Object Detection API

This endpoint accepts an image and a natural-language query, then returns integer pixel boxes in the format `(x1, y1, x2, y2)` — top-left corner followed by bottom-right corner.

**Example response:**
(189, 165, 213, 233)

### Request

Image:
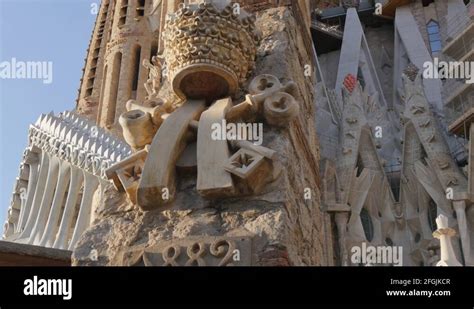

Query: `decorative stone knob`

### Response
(263, 92, 299, 127)
(119, 110, 156, 151)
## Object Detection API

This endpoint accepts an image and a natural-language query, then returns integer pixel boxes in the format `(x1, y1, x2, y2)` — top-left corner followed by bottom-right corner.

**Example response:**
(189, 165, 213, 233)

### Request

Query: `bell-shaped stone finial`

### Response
(433, 214, 462, 266)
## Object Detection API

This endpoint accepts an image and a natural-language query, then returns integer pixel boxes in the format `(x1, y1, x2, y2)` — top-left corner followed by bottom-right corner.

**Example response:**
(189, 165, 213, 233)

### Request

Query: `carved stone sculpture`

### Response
(106, 146, 150, 204)
(117, 236, 253, 266)
(3, 111, 131, 250)
(115, 71, 299, 210)
(161, 0, 260, 101)
(143, 56, 164, 100)
(119, 100, 173, 151)
(113, 0, 299, 211)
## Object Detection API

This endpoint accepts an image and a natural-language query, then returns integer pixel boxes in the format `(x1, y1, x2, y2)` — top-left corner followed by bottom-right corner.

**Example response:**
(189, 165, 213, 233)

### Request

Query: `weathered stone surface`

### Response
(73, 7, 333, 267)
(117, 236, 253, 266)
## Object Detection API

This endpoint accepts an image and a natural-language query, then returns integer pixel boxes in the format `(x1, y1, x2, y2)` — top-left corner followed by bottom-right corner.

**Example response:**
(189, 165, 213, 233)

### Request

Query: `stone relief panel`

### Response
(118, 236, 253, 266)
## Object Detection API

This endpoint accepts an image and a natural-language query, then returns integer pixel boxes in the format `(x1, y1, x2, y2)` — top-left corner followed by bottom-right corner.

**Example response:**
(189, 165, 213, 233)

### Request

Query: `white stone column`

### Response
(29, 155, 60, 245)
(53, 166, 84, 250)
(38, 161, 72, 247)
(453, 201, 472, 265)
(68, 171, 99, 250)
(433, 214, 462, 266)
(19, 152, 50, 240)
(16, 159, 40, 233)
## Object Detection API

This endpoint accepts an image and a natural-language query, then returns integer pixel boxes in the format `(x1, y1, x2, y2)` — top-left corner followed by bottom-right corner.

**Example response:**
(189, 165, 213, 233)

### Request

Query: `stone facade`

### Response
(316, 0, 474, 266)
(72, 1, 333, 266)
(3, 0, 474, 267)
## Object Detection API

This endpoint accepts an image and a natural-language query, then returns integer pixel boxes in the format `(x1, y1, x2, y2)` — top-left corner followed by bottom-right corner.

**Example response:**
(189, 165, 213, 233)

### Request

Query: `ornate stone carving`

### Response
(119, 100, 174, 151)
(107, 1, 297, 212)
(114, 72, 299, 211)
(3, 111, 131, 250)
(119, 236, 253, 266)
(196, 98, 236, 198)
(106, 146, 150, 204)
(138, 100, 207, 210)
(224, 148, 272, 194)
(29, 111, 131, 179)
(247, 74, 299, 126)
(239, 0, 288, 13)
(162, 0, 260, 101)
(143, 56, 164, 100)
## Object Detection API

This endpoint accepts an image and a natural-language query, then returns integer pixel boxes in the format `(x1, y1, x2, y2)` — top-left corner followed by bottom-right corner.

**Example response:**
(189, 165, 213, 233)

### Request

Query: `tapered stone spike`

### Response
(110, 151, 117, 162)
(35, 114, 46, 126)
(96, 145, 104, 157)
(54, 121, 64, 137)
(7, 106, 140, 249)
(42, 115, 52, 131)
(70, 132, 81, 145)
(77, 135, 86, 148)
(84, 139, 91, 151)
(89, 141, 98, 153)
(65, 128, 74, 142)
(48, 118, 58, 134)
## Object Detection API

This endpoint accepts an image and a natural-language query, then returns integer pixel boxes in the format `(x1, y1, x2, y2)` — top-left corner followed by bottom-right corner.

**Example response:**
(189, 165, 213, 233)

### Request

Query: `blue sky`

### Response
(0, 0, 97, 228)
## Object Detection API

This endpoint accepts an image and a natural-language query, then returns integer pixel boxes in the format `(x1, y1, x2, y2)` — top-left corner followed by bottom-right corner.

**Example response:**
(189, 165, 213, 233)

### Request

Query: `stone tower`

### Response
(76, 0, 115, 120)
(75, 0, 314, 128)
(77, 0, 170, 127)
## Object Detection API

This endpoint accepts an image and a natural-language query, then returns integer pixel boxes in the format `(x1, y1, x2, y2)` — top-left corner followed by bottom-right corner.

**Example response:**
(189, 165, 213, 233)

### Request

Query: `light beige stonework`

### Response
(72, 2, 333, 266)
(6, 0, 473, 268)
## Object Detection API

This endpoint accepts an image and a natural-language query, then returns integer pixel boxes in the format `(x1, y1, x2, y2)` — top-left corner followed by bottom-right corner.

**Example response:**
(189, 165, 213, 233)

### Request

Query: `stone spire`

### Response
(76, 0, 115, 119)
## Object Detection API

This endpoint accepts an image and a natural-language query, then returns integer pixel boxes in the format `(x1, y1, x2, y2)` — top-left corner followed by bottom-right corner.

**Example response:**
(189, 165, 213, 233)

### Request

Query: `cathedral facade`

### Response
(2, 0, 473, 267)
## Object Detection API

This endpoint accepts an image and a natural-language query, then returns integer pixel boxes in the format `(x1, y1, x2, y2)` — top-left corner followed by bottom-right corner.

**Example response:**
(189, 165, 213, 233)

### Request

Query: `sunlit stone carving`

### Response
(162, 0, 260, 101)
(118, 236, 253, 266)
(3, 111, 131, 250)
(114, 60, 300, 211)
